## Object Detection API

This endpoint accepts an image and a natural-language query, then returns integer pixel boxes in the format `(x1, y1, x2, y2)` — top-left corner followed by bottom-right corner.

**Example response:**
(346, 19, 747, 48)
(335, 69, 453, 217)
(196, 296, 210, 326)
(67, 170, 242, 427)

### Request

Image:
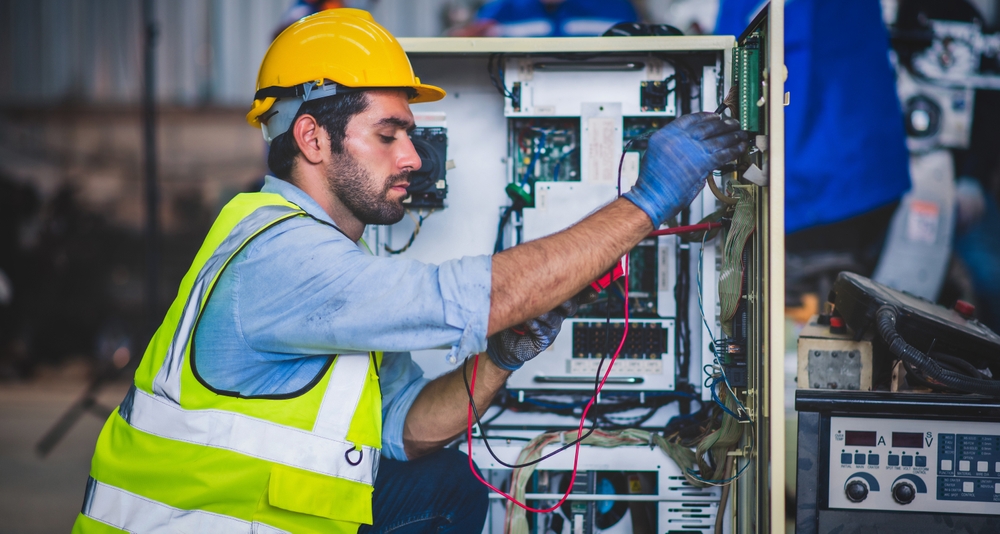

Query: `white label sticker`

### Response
(585, 117, 619, 183)
(906, 200, 940, 244)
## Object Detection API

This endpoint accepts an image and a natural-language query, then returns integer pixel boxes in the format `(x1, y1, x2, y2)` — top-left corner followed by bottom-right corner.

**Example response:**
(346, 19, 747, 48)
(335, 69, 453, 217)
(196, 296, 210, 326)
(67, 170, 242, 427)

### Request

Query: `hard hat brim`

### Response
(410, 83, 447, 104)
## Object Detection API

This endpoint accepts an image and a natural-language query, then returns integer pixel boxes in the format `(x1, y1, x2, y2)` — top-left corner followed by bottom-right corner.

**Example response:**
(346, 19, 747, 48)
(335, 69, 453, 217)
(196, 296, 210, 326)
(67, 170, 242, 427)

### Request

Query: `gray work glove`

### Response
(624, 112, 749, 227)
(486, 300, 578, 371)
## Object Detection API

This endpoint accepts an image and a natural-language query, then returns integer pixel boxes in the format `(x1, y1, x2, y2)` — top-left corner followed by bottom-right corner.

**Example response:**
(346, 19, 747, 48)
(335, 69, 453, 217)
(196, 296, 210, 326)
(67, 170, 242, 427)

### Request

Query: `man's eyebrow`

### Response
(375, 116, 415, 131)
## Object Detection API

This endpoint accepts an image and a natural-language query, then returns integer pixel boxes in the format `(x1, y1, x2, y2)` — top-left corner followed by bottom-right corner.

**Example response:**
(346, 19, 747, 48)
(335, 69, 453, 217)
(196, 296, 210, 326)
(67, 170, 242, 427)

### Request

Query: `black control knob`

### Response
(892, 481, 916, 505)
(845, 480, 869, 502)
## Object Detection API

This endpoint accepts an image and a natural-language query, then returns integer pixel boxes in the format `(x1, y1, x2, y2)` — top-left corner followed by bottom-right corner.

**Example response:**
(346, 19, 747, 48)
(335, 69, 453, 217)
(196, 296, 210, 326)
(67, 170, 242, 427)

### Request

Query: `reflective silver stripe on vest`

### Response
(313, 353, 371, 439)
(122, 386, 376, 485)
(82, 477, 290, 534)
(152, 204, 302, 403)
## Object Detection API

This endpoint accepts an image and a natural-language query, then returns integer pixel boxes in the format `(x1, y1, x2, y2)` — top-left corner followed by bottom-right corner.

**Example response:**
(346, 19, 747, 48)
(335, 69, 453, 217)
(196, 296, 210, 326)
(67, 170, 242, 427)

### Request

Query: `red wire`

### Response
(465, 254, 631, 513)
(648, 221, 722, 237)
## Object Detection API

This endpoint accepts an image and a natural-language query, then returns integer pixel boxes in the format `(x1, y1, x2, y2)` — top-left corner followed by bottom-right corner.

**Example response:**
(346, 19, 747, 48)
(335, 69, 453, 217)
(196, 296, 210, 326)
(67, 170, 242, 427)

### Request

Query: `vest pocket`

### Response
(266, 464, 374, 525)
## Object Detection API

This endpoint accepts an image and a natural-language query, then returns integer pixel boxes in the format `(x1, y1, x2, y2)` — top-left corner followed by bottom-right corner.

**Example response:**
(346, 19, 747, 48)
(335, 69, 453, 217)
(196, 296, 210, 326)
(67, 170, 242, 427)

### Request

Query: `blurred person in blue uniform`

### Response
(455, 0, 638, 37)
(716, 0, 912, 300)
(894, 0, 1000, 330)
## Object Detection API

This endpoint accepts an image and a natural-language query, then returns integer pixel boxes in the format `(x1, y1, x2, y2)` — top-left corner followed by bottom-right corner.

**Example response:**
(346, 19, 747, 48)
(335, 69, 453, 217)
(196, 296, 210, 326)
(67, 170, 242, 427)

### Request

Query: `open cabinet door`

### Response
(724, 2, 787, 533)
(764, 3, 787, 532)
(759, 2, 788, 533)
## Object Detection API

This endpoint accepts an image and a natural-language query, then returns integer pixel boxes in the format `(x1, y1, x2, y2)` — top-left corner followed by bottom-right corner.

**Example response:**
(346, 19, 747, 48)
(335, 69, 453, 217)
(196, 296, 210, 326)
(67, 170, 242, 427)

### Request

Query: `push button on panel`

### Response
(841, 453, 853, 464)
(888, 455, 900, 466)
(915, 456, 926, 467)
(959, 460, 971, 472)
(902, 456, 913, 467)
(941, 459, 953, 471)
(868, 454, 879, 465)
(977, 461, 989, 472)
(855, 454, 866, 465)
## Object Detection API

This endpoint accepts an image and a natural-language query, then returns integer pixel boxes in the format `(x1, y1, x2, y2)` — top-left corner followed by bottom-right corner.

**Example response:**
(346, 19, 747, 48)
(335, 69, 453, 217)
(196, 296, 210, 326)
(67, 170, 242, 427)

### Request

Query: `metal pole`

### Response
(142, 0, 159, 335)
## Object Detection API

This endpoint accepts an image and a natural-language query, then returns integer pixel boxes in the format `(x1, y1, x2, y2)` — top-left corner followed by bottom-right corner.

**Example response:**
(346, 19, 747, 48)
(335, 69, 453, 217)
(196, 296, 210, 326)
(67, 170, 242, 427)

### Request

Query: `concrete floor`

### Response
(0, 364, 130, 533)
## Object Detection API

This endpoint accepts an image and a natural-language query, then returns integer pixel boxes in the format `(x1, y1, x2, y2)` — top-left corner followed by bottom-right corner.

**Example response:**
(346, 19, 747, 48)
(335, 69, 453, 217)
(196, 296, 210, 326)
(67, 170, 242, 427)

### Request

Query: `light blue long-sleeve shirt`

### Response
(193, 176, 492, 460)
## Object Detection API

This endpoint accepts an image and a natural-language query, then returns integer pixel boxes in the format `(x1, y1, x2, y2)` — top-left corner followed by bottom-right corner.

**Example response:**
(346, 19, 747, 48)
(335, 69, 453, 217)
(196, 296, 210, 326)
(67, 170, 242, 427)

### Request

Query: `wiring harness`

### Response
(501, 386, 748, 534)
(877, 305, 1000, 396)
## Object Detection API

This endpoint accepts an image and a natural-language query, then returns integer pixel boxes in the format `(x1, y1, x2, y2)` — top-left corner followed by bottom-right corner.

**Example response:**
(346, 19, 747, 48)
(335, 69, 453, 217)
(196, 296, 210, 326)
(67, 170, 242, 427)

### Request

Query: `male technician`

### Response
(74, 9, 747, 534)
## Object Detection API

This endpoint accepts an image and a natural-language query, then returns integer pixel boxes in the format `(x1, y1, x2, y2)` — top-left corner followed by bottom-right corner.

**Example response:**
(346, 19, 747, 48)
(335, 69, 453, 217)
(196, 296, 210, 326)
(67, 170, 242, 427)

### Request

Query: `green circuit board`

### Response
(508, 118, 580, 207)
(734, 30, 763, 133)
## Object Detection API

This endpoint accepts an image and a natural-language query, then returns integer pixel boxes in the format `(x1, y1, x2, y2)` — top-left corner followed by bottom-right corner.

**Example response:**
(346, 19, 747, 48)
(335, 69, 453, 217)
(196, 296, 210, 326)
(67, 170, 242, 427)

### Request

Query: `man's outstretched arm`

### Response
(403, 113, 747, 457)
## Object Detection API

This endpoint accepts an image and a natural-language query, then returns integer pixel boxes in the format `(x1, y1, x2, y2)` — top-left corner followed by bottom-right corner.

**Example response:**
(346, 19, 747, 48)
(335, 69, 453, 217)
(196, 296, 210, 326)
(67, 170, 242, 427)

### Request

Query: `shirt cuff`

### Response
(380, 376, 431, 461)
(438, 254, 491, 362)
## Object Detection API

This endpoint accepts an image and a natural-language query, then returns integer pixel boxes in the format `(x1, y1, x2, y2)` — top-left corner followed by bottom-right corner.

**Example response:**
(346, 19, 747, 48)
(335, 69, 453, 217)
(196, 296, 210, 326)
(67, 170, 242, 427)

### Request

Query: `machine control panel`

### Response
(828, 416, 1000, 515)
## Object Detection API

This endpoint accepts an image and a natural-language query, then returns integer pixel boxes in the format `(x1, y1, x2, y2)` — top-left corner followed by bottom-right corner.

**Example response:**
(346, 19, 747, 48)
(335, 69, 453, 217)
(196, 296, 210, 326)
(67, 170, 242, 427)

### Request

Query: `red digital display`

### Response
(845, 431, 877, 446)
(892, 432, 924, 448)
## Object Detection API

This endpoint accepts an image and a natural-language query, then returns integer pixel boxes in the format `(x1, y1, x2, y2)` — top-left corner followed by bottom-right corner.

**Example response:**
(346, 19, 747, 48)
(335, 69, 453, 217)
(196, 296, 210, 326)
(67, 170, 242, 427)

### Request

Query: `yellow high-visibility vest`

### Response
(74, 192, 384, 534)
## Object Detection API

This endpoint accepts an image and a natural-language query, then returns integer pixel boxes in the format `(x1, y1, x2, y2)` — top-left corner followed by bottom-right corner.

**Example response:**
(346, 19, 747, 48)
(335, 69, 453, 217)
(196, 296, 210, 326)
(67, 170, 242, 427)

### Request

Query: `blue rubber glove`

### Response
(486, 300, 578, 371)
(624, 112, 749, 227)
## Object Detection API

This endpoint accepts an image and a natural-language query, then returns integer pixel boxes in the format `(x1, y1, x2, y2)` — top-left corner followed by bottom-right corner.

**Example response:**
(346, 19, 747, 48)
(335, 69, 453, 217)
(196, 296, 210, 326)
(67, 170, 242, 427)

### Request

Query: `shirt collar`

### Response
(261, 175, 338, 228)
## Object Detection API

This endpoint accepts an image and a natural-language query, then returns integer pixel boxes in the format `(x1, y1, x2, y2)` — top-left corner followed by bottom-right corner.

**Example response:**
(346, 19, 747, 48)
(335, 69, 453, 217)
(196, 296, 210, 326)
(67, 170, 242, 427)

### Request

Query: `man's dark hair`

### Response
(266, 91, 371, 181)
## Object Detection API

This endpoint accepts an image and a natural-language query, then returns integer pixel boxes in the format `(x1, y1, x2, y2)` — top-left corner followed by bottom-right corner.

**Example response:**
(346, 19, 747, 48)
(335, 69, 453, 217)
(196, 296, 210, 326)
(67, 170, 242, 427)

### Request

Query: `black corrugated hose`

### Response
(876, 306, 1000, 396)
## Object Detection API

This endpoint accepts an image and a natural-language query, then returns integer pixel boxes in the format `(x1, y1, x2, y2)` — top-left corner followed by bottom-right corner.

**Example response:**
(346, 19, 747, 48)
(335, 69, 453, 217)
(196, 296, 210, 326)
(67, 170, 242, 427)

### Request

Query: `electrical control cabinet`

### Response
(386, 4, 785, 532)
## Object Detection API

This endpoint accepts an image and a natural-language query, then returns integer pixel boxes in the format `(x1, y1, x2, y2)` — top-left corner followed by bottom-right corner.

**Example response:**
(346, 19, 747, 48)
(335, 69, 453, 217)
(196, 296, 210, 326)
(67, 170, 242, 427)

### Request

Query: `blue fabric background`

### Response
(716, 0, 911, 233)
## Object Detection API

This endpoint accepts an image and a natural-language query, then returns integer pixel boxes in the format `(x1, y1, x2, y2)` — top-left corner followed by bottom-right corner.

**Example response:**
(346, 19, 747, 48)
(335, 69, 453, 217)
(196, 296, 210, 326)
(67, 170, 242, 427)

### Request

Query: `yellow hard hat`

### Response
(247, 8, 445, 142)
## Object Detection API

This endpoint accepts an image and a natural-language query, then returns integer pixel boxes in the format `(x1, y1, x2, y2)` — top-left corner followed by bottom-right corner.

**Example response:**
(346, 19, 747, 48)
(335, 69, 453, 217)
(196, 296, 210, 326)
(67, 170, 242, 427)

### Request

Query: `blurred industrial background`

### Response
(2, 0, 1000, 532)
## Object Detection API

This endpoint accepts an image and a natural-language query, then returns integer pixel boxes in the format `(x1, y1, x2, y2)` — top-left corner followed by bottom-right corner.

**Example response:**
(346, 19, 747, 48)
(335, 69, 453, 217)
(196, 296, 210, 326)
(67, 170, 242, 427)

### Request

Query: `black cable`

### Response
(512, 391, 688, 419)
(652, 54, 696, 114)
(462, 257, 623, 469)
(903, 360, 956, 393)
(487, 53, 514, 99)
(479, 434, 534, 442)
(480, 404, 508, 427)
(462, 354, 605, 469)
(494, 204, 516, 253)
(931, 351, 987, 380)
(595, 406, 660, 429)
(675, 207, 692, 403)
(903, 351, 988, 393)
(876, 306, 1000, 396)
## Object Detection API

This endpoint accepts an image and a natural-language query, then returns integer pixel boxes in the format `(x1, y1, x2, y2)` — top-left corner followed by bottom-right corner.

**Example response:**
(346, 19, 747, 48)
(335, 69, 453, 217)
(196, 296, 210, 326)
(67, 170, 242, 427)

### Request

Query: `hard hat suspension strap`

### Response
(258, 81, 366, 144)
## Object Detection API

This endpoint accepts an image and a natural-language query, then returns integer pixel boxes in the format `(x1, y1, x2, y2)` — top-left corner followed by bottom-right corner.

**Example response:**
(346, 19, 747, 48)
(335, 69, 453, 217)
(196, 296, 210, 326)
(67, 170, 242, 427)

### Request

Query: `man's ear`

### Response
(292, 113, 326, 165)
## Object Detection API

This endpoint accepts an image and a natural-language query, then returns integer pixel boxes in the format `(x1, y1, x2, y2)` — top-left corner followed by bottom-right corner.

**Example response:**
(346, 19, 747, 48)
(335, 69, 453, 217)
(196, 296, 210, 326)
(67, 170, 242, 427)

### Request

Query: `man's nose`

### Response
(399, 136, 422, 172)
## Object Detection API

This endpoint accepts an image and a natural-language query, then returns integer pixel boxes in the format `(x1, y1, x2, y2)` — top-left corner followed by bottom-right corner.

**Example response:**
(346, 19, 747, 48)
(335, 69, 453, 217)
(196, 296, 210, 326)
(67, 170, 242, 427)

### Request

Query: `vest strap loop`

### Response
(345, 447, 363, 466)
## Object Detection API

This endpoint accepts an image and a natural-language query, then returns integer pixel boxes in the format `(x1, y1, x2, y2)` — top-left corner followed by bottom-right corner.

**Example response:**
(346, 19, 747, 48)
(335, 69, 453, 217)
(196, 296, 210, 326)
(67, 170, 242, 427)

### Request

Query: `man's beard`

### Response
(326, 151, 409, 226)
